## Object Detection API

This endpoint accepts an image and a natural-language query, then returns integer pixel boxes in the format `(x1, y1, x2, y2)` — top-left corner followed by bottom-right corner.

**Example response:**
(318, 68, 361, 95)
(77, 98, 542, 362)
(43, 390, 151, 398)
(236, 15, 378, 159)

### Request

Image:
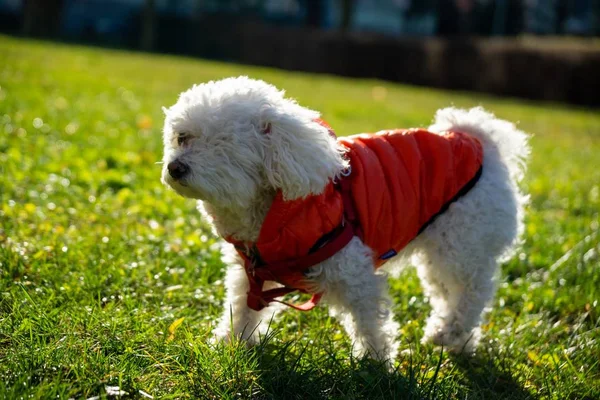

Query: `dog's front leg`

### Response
(322, 239, 399, 363)
(213, 251, 281, 345)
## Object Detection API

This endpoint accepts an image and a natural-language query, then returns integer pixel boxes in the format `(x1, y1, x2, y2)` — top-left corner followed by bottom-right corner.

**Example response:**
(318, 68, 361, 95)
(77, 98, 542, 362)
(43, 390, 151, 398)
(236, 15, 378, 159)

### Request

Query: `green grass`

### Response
(1, 34, 599, 399)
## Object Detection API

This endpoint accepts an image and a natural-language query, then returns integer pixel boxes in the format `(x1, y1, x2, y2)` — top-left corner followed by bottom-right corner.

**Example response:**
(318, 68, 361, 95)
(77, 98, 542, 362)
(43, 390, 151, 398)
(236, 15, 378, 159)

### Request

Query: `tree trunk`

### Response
(505, 0, 525, 35)
(555, 0, 568, 33)
(141, 0, 156, 51)
(340, 0, 355, 31)
(594, 0, 600, 36)
(437, 0, 461, 35)
(305, 0, 323, 27)
(22, 0, 64, 37)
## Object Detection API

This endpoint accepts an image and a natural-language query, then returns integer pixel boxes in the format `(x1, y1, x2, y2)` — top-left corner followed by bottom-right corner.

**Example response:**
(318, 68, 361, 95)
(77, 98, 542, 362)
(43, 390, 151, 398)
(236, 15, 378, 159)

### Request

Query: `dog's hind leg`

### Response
(415, 249, 497, 354)
(418, 106, 529, 353)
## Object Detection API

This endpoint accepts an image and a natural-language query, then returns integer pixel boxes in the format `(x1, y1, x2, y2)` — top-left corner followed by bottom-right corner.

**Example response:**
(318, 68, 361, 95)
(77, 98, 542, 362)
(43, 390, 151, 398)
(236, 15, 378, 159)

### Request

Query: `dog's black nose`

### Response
(167, 160, 190, 180)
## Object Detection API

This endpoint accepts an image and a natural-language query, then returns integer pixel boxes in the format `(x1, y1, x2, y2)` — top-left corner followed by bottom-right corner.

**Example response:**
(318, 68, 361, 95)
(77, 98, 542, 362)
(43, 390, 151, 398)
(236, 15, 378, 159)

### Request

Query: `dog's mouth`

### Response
(168, 178, 190, 192)
(164, 176, 206, 200)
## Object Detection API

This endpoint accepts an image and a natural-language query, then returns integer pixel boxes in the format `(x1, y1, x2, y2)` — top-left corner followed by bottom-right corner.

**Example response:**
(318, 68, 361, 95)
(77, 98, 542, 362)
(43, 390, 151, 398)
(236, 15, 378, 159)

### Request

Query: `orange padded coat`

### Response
(229, 127, 483, 311)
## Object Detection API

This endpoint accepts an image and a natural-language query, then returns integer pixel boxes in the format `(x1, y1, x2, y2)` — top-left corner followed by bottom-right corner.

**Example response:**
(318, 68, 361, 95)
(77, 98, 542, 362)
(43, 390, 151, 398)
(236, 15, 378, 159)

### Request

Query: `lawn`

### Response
(0, 35, 599, 399)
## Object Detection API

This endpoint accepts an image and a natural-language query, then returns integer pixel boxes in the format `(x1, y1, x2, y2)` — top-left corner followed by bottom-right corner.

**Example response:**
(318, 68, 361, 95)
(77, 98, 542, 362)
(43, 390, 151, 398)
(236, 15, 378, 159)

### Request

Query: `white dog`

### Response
(161, 77, 529, 361)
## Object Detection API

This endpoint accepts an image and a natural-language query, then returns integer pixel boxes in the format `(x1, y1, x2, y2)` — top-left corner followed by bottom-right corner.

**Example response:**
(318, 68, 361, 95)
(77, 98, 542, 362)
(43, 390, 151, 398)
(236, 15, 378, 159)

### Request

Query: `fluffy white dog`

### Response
(161, 76, 529, 361)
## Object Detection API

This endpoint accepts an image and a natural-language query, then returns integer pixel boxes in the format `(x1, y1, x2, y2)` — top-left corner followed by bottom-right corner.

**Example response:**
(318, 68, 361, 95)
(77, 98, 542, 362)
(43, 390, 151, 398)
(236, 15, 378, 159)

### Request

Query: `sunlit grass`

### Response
(1, 35, 599, 399)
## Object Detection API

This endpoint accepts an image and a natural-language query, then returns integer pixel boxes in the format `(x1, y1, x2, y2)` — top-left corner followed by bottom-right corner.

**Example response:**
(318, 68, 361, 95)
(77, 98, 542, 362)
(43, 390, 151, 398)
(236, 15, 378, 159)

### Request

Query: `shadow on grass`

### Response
(186, 323, 535, 400)
(451, 352, 537, 400)
(252, 341, 426, 400)
(250, 341, 537, 400)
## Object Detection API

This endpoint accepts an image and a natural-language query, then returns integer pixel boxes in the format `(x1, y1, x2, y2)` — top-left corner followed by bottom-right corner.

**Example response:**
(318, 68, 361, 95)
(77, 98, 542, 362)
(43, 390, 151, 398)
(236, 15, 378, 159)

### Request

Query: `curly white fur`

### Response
(161, 77, 530, 361)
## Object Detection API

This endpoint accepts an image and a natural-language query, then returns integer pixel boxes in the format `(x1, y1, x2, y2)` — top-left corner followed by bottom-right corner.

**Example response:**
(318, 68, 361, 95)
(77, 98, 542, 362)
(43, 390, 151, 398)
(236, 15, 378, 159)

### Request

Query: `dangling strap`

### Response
(243, 259, 324, 312)
(274, 292, 323, 311)
(240, 221, 354, 311)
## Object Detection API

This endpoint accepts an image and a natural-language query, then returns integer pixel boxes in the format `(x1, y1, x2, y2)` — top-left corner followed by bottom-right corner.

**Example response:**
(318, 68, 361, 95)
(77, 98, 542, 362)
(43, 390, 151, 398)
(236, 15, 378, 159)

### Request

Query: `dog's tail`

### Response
(428, 107, 530, 262)
(428, 107, 530, 184)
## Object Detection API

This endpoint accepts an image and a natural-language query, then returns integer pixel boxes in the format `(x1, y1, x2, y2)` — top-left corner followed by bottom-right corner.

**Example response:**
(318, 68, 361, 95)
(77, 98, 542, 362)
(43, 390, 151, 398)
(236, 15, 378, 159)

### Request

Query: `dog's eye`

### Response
(177, 133, 191, 146)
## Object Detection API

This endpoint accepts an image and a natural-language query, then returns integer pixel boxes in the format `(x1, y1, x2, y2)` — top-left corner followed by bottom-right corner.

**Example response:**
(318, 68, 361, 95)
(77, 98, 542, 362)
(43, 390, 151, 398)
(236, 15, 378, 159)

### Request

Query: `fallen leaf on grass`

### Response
(528, 351, 539, 364)
(167, 317, 185, 342)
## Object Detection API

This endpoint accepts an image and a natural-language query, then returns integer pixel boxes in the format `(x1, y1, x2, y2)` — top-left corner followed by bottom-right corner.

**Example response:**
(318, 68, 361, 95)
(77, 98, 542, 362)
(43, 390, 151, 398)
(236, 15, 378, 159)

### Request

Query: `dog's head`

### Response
(161, 77, 347, 208)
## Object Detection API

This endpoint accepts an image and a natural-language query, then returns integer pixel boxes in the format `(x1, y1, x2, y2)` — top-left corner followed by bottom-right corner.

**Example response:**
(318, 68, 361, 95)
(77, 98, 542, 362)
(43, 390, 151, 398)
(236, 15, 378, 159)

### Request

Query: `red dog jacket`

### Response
(228, 125, 483, 311)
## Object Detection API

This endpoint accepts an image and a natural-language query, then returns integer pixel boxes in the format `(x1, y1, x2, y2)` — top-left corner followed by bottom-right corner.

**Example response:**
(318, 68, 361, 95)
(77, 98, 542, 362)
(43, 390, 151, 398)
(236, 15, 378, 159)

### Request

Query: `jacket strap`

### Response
(243, 259, 325, 312)
(272, 292, 323, 311)
(417, 165, 483, 235)
(337, 172, 362, 239)
(234, 170, 356, 312)
(257, 222, 354, 277)
(241, 221, 354, 312)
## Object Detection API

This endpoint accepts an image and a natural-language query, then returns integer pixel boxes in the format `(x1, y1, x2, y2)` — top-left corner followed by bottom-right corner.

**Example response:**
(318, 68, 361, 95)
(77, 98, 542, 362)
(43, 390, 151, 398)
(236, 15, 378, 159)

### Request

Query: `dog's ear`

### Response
(262, 110, 347, 200)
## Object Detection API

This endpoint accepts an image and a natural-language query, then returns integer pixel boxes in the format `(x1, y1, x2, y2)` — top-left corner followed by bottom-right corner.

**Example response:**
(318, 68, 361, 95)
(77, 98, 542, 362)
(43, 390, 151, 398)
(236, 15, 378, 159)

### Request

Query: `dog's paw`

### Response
(351, 338, 399, 371)
(211, 327, 232, 345)
(211, 327, 259, 347)
(422, 318, 479, 354)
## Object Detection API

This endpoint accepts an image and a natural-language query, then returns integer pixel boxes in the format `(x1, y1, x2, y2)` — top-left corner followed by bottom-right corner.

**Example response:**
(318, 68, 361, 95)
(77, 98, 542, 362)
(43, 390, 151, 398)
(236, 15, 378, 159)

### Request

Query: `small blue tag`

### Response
(380, 249, 397, 260)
